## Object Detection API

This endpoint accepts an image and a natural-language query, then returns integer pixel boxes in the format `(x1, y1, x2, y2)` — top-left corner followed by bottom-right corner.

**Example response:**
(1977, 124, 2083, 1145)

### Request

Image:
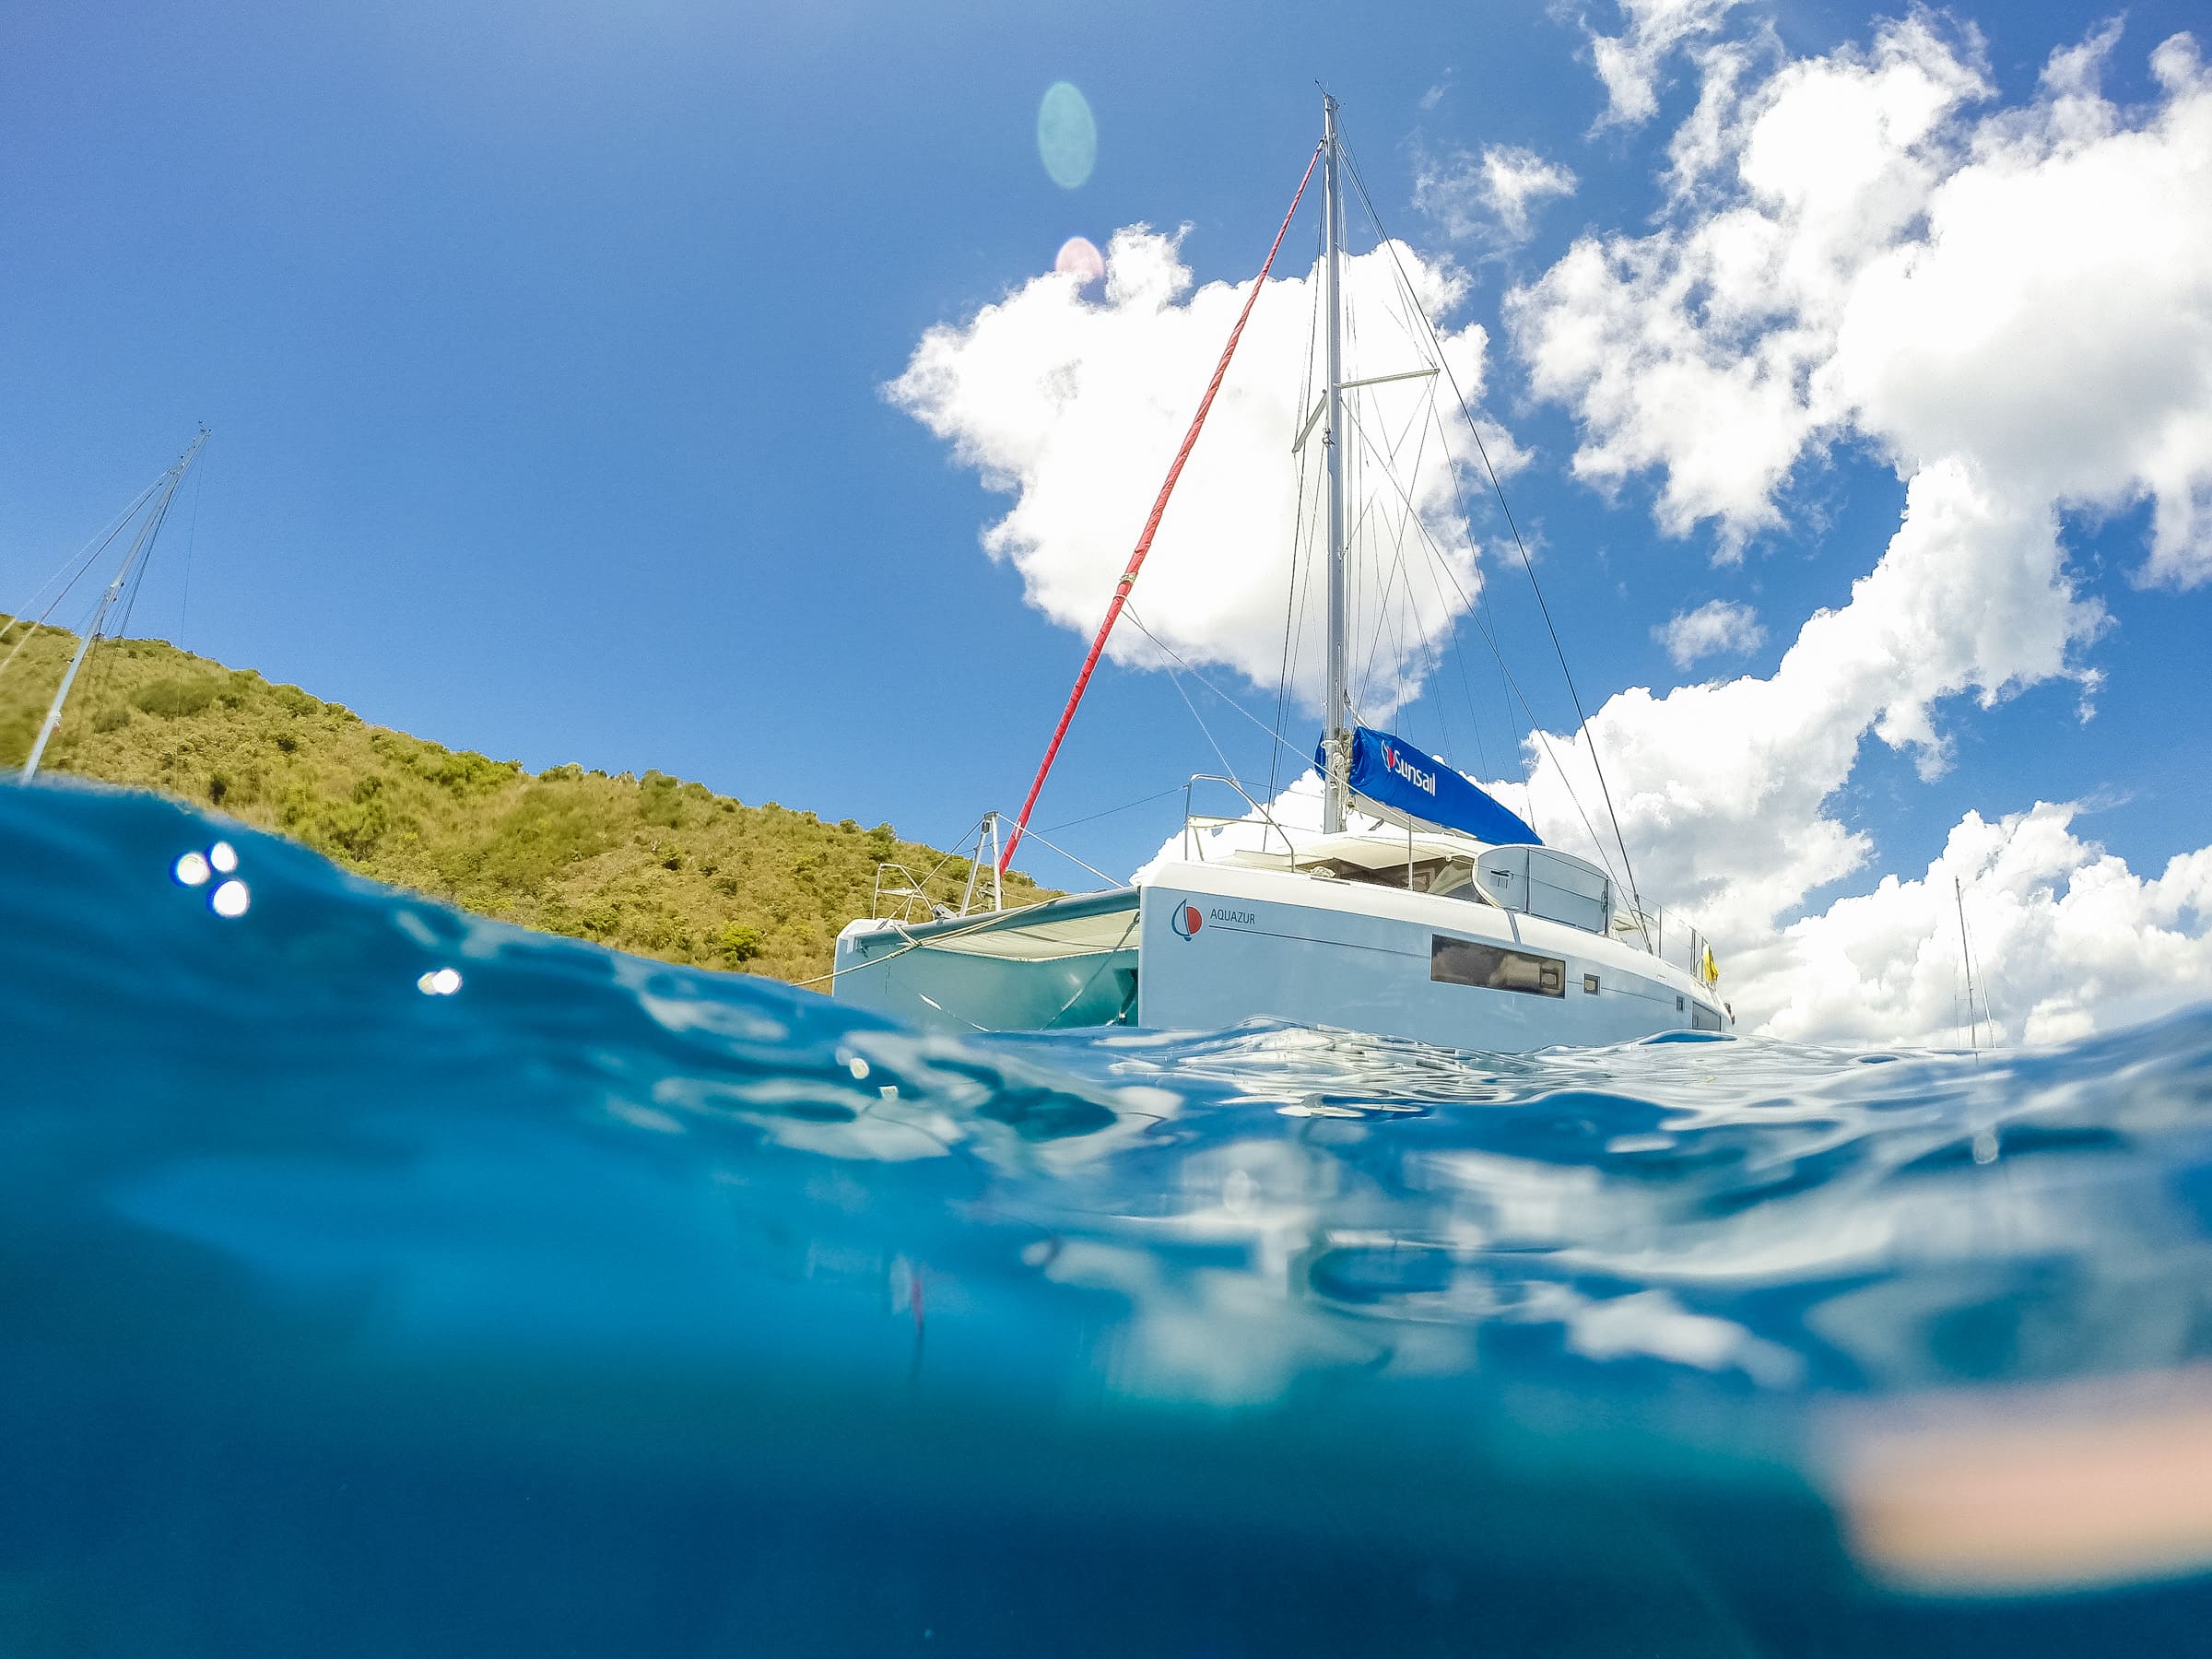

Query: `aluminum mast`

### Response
(1319, 92, 1350, 834)
(20, 429, 209, 782)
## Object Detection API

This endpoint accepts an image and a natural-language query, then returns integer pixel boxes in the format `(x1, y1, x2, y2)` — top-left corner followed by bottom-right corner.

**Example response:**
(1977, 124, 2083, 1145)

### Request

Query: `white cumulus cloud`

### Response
(1507, 458, 2100, 948)
(887, 225, 1508, 716)
(1497, 19, 2212, 1040)
(1738, 803, 2212, 1047)
(1413, 144, 1579, 251)
(1656, 597, 1765, 666)
(1514, 17, 2212, 573)
(1587, 0, 1759, 130)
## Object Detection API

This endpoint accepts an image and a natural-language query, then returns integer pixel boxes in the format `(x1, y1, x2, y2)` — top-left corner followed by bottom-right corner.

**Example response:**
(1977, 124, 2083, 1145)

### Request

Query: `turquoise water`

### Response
(7, 781, 2212, 1655)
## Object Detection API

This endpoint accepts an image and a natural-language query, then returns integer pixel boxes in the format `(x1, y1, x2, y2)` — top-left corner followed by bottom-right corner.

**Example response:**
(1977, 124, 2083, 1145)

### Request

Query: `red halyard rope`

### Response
(999, 145, 1323, 874)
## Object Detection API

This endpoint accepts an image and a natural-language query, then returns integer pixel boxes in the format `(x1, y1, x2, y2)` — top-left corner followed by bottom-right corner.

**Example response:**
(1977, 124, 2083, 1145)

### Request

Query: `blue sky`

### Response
(6, 0, 2209, 1039)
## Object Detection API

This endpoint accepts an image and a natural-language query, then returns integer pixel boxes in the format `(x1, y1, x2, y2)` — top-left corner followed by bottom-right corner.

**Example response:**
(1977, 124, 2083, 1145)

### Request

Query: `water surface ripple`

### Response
(7, 782, 2212, 1656)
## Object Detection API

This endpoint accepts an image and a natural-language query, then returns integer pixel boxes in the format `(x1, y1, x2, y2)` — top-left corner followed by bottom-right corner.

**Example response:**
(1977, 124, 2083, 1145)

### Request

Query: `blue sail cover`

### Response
(1317, 725, 1541, 847)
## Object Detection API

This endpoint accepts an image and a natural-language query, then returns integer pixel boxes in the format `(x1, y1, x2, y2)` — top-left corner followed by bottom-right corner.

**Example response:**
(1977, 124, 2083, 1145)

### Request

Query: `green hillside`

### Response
(0, 618, 1051, 983)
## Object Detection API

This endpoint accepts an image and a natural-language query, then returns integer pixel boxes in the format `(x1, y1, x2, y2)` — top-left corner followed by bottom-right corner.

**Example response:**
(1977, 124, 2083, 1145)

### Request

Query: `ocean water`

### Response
(7, 782, 2212, 1657)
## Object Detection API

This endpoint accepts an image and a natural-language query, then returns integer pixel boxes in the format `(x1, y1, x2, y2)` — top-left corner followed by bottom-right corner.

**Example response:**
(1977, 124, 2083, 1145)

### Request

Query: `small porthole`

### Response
(1677, 995, 1685, 1011)
(1583, 974, 1599, 994)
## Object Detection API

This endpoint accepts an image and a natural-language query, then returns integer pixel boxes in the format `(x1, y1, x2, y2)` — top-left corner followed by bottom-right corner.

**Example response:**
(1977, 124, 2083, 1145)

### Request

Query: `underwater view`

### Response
(8, 778, 2212, 1656)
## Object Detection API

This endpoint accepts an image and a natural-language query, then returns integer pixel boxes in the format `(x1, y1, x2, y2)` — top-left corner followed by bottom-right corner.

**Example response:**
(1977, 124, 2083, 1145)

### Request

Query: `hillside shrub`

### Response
(134, 678, 216, 719)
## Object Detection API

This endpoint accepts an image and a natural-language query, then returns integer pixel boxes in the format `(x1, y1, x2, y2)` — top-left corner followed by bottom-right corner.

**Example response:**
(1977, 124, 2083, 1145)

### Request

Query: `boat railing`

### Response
(1614, 902, 1717, 987)
(870, 862, 943, 924)
(984, 813, 1126, 892)
(870, 813, 1009, 923)
(1179, 774, 1300, 862)
(1653, 910, 1714, 983)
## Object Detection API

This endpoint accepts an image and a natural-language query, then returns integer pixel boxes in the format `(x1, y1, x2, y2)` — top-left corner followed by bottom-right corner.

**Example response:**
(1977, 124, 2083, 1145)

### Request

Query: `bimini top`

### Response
(1321, 725, 1541, 848)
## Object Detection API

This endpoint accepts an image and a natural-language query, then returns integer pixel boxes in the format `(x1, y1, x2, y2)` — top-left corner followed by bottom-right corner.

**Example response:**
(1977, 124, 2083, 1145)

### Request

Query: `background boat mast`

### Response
(1320, 92, 1350, 834)
(20, 429, 209, 782)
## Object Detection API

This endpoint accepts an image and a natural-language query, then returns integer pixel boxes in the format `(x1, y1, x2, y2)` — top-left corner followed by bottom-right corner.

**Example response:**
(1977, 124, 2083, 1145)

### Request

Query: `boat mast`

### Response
(20, 429, 209, 782)
(1320, 92, 1350, 834)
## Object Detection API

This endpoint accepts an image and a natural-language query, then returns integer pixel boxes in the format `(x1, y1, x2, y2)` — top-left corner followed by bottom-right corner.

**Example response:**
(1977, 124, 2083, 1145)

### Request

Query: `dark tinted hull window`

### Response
(1431, 936, 1565, 997)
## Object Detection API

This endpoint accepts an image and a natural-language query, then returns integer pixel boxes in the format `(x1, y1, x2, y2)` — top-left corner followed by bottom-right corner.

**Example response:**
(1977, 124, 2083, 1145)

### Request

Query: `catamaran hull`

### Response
(1136, 861, 1722, 1049)
(832, 862, 1724, 1051)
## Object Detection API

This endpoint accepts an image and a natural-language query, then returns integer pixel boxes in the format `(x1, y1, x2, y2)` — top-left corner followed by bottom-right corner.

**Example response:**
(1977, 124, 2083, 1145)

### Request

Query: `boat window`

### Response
(1691, 1002, 1724, 1032)
(1335, 855, 1489, 900)
(1430, 936, 1564, 997)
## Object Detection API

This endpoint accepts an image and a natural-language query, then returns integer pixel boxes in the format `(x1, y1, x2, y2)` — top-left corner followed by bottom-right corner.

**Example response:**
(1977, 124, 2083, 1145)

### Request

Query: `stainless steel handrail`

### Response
(1180, 773, 1299, 861)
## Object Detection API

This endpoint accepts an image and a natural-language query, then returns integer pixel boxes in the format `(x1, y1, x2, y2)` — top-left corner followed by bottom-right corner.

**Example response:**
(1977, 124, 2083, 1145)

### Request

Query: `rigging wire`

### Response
(1123, 602, 1315, 770)
(1350, 387, 1437, 712)
(1337, 186, 1474, 763)
(1340, 138, 1648, 935)
(1268, 212, 1329, 806)
(18, 578, 122, 765)
(88, 453, 200, 748)
(18, 433, 210, 780)
(1405, 387, 1539, 832)
(1954, 877, 1993, 1050)
(1039, 784, 1189, 836)
(1340, 398, 1628, 888)
(1298, 153, 1524, 830)
(178, 454, 207, 641)
(76, 604, 129, 749)
(1275, 194, 1526, 835)
(1328, 214, 1469, 782)
(0, 480, 161, 682)
(1326, 233, 1493, 783)
(109, 443, 198, 649)
(999, 142, 1323, 873)
(1411, 404, 1485, 781)
(1279, 462, 1326, 776)
(1354, 400, 1470, 778)
(1152, 640, 1245, 799)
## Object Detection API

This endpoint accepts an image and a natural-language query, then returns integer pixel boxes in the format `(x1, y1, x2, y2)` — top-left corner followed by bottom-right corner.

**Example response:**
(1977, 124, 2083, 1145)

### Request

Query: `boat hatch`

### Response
(1475, 844, 1615, 935)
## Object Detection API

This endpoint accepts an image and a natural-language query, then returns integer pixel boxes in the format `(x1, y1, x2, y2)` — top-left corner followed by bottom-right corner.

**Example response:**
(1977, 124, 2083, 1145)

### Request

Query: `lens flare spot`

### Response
(417, 967, 464, 996)
(209, 879, 250, 919)
(173, 851, 211, 887)
(1037, 82, 1097, 190)
(1054, 235, 1105, 288)
(208, 841, 239, 874)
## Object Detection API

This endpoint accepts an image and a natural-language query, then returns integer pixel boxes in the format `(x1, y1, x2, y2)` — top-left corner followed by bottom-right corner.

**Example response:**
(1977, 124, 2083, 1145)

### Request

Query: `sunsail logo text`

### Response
(1379, 742, 1436, 796)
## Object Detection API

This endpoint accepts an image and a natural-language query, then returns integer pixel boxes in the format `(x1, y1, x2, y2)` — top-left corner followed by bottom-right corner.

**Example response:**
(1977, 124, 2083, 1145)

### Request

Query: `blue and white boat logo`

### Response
(1169, 901, 1205, 941)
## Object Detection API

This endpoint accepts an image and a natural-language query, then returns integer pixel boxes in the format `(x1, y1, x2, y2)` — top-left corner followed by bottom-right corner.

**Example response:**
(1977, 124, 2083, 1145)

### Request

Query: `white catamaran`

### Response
(834, 98, 1730, 1050)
